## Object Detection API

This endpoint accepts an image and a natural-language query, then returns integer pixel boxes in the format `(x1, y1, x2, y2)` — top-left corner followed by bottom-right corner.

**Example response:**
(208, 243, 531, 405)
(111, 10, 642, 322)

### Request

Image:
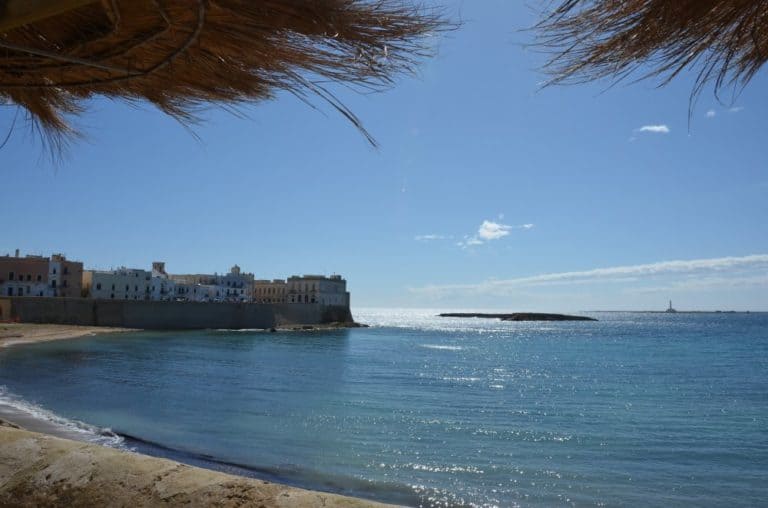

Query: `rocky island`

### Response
(439, 313, 597, 322)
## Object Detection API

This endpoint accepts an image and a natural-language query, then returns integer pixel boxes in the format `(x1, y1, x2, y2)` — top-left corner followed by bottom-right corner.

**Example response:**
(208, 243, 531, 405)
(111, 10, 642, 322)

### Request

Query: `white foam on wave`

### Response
(0, 386, 125, 449)
(420, 344, 463, 351)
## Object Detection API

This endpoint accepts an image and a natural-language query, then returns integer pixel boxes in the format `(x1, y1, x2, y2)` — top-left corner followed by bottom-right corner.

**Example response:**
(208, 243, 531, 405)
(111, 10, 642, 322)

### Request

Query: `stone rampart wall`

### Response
(3, 297, 352, 329)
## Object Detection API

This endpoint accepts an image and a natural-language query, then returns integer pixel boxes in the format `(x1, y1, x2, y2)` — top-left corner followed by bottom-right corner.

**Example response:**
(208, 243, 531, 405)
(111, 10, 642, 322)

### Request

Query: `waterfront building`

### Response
(48, 254, 84, 298)
(173, 282, 222, 302)
(286, 275, 349, 306)
(171, 265, 254, 302)
(83, 267, 152, 300)
(216, 265, 254, 302)
(0, 250, 82, 298)
(150, 262, 176, 301)
(253, 279, 287, 303)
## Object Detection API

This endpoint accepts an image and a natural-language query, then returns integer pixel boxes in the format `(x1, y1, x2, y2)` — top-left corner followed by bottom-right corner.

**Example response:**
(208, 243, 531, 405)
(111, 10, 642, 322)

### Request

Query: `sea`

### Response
(0, 309, 766, 507)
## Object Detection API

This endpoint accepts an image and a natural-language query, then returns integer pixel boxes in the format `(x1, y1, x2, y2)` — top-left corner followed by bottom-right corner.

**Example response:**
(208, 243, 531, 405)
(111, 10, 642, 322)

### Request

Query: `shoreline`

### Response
(0, 323, 134, 349)
(0, 323, 392, 508)
(0, 423, 393, 507)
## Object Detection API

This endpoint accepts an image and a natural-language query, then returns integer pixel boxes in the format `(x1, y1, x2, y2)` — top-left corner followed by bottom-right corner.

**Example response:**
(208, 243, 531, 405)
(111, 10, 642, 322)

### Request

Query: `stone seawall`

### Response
(3, 297, 353, 330)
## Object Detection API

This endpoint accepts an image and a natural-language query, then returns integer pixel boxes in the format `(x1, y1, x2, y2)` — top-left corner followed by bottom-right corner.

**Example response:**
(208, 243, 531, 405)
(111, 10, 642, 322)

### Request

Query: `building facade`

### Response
(150, 262, 176, 301)
(286, 275, 349, 306)
(171, 265, 253, 302)
(83, 267, 152, 300)
(0, 251, 82, 298)
(48, 254, 83, 298)
(253, 279, 287, 303)
(215, 265, 254, 302)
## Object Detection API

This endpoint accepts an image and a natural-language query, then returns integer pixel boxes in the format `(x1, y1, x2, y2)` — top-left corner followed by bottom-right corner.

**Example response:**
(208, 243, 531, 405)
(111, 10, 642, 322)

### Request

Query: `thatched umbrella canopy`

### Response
(536, 0, 768, 99)
(0, 0, 445, 149)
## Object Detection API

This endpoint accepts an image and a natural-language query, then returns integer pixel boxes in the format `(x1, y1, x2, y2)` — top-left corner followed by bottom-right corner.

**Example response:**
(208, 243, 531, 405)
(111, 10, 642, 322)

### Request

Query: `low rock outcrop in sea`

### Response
(439, 313, 597, 322)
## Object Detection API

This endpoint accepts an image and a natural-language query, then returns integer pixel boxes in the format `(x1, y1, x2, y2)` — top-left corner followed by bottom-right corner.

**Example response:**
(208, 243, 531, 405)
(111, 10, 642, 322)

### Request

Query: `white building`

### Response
(83, 267, 152, 300)
(286, 275, 349, 306)
(215, 265, 254, 302)
(170, 264, 253, 303)
(173, 282, 223, 302)
(150, 262, 176, 301)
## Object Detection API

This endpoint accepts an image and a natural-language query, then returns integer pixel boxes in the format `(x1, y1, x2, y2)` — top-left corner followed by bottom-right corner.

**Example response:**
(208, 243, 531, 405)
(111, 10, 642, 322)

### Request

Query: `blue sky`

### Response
(2, 1, 767, 311)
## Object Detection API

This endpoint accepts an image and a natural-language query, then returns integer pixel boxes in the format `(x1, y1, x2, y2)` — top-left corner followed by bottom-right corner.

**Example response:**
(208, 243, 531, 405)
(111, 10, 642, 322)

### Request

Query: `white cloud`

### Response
(478, 220, 511, 241)
(457, 221, 534, 248)
(728, 106, 744, 113)
(627, 274, 768, 294)
(706, 110, 716, 118)
(410, 254, 768, 296)
(456, 237, 484, 248)
(415, 234, 450, 241)
(637, 124, 670, 134)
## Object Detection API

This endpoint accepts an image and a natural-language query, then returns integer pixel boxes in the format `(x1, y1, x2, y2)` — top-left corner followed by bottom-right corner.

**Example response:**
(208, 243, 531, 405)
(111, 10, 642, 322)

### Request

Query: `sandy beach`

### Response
(0, 323, 132, 349)
(0, 423, 393, 507)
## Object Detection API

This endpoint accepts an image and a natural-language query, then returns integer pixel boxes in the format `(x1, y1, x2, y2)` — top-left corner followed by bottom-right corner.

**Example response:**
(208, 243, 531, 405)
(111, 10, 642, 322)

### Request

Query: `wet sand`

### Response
(0, 424, 393, 507)
(0, 323, 132, 349)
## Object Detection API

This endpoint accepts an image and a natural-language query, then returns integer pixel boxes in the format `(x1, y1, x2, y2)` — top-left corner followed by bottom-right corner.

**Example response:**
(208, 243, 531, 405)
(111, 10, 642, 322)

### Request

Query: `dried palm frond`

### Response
(536, 0, 768, 99)
(0, 0, 447, 150)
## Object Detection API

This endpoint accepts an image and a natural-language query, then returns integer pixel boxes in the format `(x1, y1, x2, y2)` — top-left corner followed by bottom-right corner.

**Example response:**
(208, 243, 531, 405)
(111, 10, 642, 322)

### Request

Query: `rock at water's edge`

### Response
(439, 313, 597, 322)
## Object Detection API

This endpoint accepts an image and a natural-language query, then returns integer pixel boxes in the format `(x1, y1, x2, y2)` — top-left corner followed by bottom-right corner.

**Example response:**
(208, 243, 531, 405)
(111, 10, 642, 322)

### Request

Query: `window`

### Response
(6, 288, 11, 296)
(63, 280, 68, 287)
(51, 280, 57, 288)
(110, 293, 114, 299)
(111, 284, 115, 290)
(52, 268, 57, 274)
(26, 274, 31, 281)
(17, 287, 23, 296)
(37, 275, 42, 282)
(125, 285, 129, 292)
(8, 272, 13, 281)
(63, 267, 69, 275)
(96, 283, 102, 290)
(134, 285, 138, 291)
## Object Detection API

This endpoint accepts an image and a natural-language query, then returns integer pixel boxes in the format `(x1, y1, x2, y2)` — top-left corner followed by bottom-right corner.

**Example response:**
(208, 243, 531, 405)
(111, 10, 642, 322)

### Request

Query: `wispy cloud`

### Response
(415, 234, 451, 241)
(706, 109, 717, 118)
(458, 220, 534, 248)
(728, 106, 744, 113)
(627, 274, 768, 294)
(637, 124, 670, 134)
(410, 254, 768, 296)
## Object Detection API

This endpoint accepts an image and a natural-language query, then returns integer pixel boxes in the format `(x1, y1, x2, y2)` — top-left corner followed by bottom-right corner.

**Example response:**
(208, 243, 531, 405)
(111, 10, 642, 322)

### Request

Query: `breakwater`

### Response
(2, 297, 352, 329)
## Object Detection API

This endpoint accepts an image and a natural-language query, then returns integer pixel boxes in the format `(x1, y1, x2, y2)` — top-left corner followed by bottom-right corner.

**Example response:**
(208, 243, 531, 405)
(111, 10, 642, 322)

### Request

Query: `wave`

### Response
(0, 386, 125, 448)
(420, 344, 463, 351)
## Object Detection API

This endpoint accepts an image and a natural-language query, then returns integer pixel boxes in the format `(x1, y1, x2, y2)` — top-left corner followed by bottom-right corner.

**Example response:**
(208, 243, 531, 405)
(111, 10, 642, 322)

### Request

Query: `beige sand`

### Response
(0, 423, 392, 507)
(0, 323, 132, 348)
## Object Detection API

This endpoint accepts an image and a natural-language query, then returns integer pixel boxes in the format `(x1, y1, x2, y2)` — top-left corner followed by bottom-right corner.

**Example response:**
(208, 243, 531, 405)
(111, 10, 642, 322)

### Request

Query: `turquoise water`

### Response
(0, 310, 766, 507)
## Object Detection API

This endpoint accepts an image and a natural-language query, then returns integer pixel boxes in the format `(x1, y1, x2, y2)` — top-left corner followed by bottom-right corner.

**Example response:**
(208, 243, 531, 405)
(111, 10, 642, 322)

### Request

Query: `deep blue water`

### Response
(0, 310, 767, 507)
